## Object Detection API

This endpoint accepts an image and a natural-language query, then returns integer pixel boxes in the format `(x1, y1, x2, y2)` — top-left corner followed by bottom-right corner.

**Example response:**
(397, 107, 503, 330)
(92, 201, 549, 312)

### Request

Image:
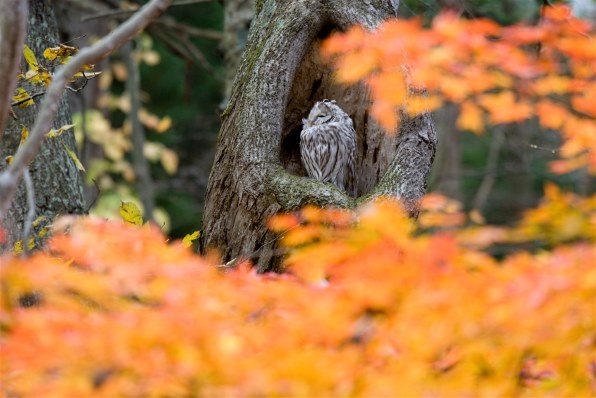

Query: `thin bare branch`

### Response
(153, 18, 223, 41)
(0, 0, 28, 142)
(81, 0, 213, 22)
(0, 0, 173, 221)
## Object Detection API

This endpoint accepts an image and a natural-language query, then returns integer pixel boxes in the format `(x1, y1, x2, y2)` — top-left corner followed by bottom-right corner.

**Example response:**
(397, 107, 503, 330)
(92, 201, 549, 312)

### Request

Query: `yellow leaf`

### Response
(32, 216, 46, 227)
(13, 240, 23, 254)
(47, 123, 76, 138)
(20, 126, 29, 145)
(43, 44, 77, 63)
(160, 149, 178, 175)
(73, 71, 102, 79)
(155, 116, 172, 133)
(182, 230, 201, 248)
(26, 68, 52, 86)
(119, 201, 143, 226)
(23, 45, 38, 71)
(5, 155, 13, 165)
(13, 88, 34, 107)
(61, 142, 86, 172)
(12, 238, 35, 255)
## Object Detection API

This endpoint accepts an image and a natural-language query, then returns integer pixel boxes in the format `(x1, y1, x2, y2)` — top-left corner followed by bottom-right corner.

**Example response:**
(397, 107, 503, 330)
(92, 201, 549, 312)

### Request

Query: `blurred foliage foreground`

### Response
(1, 186, 594, 397)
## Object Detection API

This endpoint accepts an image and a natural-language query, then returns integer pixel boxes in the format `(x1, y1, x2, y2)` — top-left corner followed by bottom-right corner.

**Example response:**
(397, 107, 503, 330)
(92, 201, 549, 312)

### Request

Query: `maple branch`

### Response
(0, 0, 173, 222)
(0, 0, 28, 142)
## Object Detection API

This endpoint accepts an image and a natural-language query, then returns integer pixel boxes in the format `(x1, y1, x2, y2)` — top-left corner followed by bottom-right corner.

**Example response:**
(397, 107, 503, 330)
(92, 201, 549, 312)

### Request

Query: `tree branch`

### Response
(0, 0, 173, 222)
(81, 0, 214, 22)
(0, 0, 28, 142)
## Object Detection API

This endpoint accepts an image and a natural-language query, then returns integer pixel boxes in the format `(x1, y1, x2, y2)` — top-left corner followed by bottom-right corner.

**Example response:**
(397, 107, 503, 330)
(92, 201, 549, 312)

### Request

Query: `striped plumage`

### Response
(300, 99, 356, 197)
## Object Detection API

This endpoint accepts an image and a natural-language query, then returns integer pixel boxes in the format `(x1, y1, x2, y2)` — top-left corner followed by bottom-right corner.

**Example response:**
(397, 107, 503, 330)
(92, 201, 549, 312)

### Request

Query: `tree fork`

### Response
(201, 0, 436, 272)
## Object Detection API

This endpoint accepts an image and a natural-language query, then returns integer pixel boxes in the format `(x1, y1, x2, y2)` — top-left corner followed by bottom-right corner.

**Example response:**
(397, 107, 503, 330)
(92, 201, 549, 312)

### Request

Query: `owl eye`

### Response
(317, 114, 326, 118)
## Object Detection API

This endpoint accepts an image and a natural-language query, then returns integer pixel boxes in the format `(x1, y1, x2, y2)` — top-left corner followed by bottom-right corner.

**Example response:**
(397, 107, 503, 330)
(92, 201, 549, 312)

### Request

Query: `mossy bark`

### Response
(0, 0, 86, 250)
(201, 0, 436, 272)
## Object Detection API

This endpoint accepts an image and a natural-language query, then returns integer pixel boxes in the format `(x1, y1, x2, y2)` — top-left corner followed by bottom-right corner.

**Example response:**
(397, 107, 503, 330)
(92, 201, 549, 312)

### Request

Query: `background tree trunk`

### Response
(0, 0, 86, 250)
(221, 0, 255, 107)
(201, 0, 435, 272)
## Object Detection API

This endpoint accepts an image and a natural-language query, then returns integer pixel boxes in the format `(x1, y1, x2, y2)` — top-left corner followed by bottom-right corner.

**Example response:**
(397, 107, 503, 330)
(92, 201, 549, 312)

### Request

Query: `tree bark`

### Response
(221, 0, 255, 106)
(0, 0, 86, 250)
(201, 0, 435, 272)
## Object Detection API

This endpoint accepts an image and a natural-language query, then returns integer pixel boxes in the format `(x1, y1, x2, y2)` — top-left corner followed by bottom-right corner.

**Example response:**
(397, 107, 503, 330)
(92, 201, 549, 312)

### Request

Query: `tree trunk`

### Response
(0, 0, 86, 250)
(221, 0, 255, 107)
(430, 105, 462, 201)
(201, 0, 435, 272)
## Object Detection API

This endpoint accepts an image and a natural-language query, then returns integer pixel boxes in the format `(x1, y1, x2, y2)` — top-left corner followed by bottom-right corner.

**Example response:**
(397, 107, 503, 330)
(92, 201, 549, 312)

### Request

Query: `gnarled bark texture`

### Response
(0, 0, 86, 249)
(201, 0, 436, 272)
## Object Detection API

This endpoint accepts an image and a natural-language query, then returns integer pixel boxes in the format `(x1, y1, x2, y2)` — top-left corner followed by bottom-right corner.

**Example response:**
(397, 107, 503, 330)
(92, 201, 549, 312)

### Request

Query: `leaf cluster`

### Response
(322, 4, 595, 173)
(1, 191, 594, 396)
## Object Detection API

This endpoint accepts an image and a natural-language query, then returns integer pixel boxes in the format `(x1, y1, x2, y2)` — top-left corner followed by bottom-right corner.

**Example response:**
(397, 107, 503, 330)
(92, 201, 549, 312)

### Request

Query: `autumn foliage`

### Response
(0, 189, 594, 396)
(322, 4, 595, 173)
(1, 4, 595, 397)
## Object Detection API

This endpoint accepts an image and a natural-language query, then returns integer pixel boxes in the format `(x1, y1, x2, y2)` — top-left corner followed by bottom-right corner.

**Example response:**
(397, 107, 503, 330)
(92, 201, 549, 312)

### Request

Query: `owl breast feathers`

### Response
(300, 99, 356, 197)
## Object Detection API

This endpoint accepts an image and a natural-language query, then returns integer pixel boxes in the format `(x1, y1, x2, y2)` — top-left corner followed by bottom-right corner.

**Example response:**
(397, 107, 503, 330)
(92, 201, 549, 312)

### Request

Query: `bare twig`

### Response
(81, 0, 213, 22)
(11, 91, 47, 107)
(0, 0, 28, 141)
(153, 18, 223, 41)
(0, 0, 173, 221)
(21, 168, 35, 255)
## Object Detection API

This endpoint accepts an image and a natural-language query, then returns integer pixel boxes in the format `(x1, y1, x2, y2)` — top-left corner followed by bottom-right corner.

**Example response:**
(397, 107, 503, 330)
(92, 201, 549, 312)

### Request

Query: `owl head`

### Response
(302, 99, 345, 128)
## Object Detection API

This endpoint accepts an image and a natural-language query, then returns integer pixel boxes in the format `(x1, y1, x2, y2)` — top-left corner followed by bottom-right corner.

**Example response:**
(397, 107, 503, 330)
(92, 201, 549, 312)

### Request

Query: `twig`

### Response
(81, 0, 214, 22)
(85, 179, 101, 212)
(21, 167, 35, 255)
(0, 0, 28, 141)
(0, 0, 173, 221)
(11, 91, 46, 107)
(153, 18, 223, 41)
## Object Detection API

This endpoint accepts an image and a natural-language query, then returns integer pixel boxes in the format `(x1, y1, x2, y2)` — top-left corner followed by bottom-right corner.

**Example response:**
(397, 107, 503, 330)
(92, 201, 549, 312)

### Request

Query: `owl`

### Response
(300, 99, 356, 197)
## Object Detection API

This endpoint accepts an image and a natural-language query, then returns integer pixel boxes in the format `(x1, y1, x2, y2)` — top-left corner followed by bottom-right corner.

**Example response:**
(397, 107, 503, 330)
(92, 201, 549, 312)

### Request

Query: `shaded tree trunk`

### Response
(221, 0, 255, 106)
(430, 105, 462, 201)
(201, 0, 435, 272)
(0, 0, 86, 249)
